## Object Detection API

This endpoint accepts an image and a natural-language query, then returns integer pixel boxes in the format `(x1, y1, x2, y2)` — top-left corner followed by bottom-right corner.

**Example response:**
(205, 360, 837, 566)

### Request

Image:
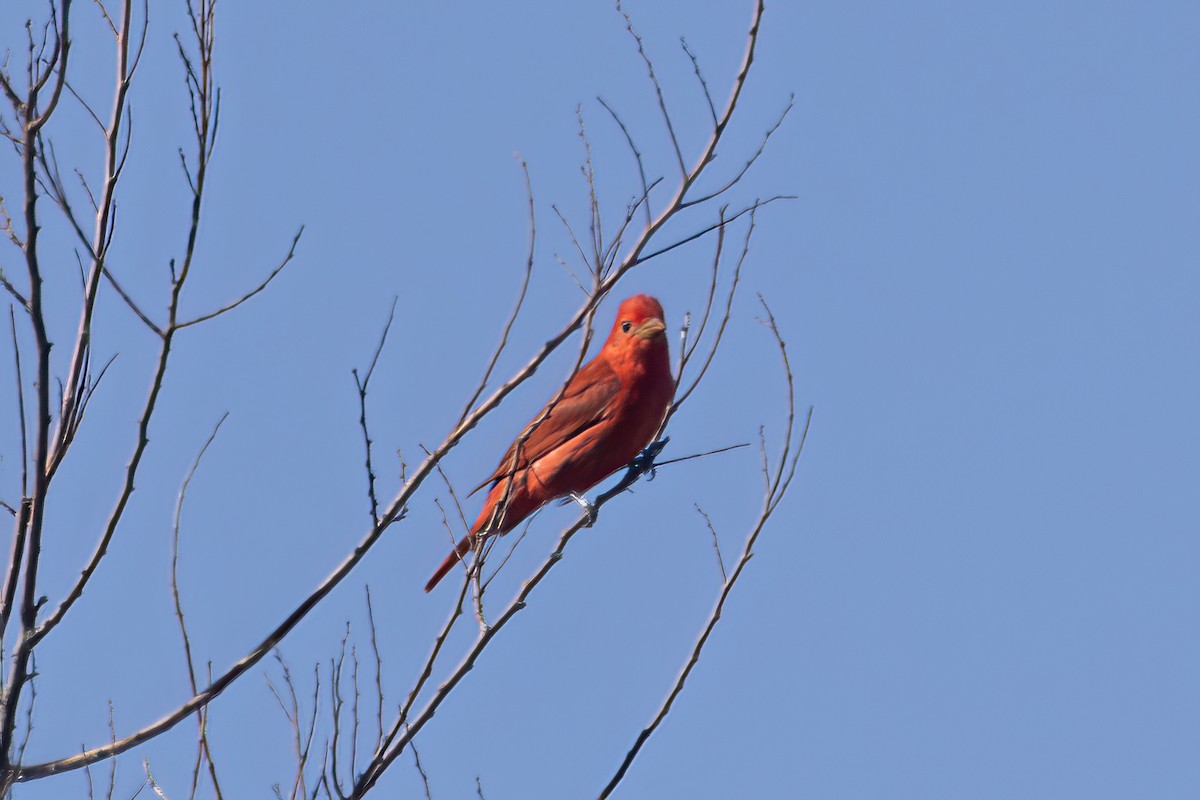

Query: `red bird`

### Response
(425, 294, 674, 592)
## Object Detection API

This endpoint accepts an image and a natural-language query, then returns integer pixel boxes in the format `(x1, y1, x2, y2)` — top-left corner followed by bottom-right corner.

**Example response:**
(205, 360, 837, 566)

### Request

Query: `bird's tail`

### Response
(424, 534, 474, 593)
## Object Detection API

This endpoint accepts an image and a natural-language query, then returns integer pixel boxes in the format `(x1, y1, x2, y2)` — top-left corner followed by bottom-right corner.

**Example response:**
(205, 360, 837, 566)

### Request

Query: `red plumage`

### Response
(425, 294, 674, 592)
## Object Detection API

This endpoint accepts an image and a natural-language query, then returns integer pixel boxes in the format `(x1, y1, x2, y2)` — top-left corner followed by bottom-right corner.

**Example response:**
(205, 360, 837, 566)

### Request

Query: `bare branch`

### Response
(368, 574, 470, 784)
(93, 0, 120, 37)
(551, 204, 592, 287)
(652, 441, 748, 469)
(617, 0, 686, 178)
(597, 97, 652, 228)
(28, 0, 71, 134)
(553, 252, 589, 296)
(353, 298, 399, 527)
(580, 108, 610, 278)
(52, 0, 154, 489)
(359, 592, 384, 758)
(678, 206, 726, 375)
(175, 226, 304, 329)
(756, 294, 806, 507)
(673, 206, 756, 411)
(680, 94, 794, 209)
(100, 267, 163, 336)
(410, 738, 433, 800)
(634, 194, 792, 267)
(62, 78, 106, 132)
(694, 504, 726, 582)
(143, 759, 170, 800)
(458, 160, 537, 426)
(680, 38, 719, 129)
(170, 414, 228, 800)
(0, 272, 28, 310)
(8, 305, 28, 497)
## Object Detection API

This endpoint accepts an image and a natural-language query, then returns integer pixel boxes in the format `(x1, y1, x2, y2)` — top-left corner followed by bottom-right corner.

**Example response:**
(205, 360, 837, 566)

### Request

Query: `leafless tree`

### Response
(0, 0, 805, 796)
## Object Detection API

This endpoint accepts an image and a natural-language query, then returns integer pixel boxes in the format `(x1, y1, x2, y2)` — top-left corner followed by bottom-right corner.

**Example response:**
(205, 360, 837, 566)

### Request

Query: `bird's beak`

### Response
(633, 317, 666, 340)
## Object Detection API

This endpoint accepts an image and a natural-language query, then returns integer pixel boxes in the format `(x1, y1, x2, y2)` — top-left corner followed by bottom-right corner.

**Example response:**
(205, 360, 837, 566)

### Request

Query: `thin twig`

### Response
(410, 737, 433, 800)
(597, 97, 652, 228)
(4, 303, 28, 521)
(364, 587, 384, 750)
(693, 504, 726, 582)
(175, 226, 304, 329)
(0, 272, 28, 309)
(652, 442, 748, 469)
(681, 95, 794, 209)
(354, 298, 399, 527)
(673, 205, 756, 411)
(171, 414, 228, 800)
(617, 0, 686, 178)
(681, 38, 719, 128)
(634, 195, 792, 268)
(458, 160, 536, 426)
(101, 267, 162, 336)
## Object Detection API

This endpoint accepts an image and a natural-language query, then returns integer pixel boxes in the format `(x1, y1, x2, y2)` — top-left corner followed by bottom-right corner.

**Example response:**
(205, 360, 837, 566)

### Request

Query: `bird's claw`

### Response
(631, 436, 669, 481)
(568, 492, 597, 527)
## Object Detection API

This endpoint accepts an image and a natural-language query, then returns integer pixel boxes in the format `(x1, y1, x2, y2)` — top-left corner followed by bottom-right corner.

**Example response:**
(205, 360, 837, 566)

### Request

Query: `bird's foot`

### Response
(567, 492, 597, 527)
(631, 436, 670, 481)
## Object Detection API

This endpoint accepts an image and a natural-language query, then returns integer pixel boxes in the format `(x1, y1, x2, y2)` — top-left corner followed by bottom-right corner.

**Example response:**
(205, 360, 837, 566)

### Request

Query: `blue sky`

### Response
(1, 0, 1198, 797)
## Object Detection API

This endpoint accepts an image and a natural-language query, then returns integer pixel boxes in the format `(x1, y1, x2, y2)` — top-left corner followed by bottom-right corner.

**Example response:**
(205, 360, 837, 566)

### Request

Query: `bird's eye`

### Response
(621, 321, 632, 333)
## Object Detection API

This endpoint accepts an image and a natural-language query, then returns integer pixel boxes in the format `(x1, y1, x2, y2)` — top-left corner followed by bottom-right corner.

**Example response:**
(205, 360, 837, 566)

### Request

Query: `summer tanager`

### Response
(424, 294, 674, 592)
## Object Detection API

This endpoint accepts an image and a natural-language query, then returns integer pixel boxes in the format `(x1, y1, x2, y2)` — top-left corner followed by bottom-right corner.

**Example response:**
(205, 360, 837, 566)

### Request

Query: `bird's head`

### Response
(605, 294, 668, 352)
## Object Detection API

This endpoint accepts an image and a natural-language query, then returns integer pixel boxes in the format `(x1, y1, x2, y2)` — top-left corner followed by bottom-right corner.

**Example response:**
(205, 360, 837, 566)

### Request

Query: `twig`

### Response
(458, 160, 536, 426)
(551, 203, 592, 287)
(0, 308, 29, 643)
(50, 0, 145, 480)
(144, 759, 169, 799)
(175, 226, 304, 329)
(617, 0, 686, 178)
(353, 297, 399, 527)
(101, 267, 162, 336)
(633, 195, 792, 268)
(652, 442, 747, 469)
(680, 208, 725, 370)
(597, 97, 652, 228)
(364, 587, 384, 750)
(680, 94, 794, 209)
(0, 273, 28, 309)
(367, 578, 469, 777)
(693, 504, 726, 582)
(170, 413, 228, 800)
(680, 38, 719, 129)
(410, 736, 433, 800)
(672, 205, 755, 411)
(575, 107, 605, 278)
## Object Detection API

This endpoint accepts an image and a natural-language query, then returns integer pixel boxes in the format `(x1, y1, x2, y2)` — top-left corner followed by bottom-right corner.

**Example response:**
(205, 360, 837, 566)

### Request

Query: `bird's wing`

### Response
(471, 357, 621, 495)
